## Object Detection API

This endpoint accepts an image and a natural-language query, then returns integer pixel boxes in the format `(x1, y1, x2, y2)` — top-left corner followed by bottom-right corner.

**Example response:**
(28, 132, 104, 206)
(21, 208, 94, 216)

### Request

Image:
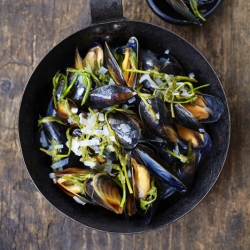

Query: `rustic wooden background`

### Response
(1, 0, 249, 249)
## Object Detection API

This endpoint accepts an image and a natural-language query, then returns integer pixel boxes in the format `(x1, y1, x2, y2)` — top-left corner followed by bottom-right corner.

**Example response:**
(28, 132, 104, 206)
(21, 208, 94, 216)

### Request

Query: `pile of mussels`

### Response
(38, 37, 224, 224)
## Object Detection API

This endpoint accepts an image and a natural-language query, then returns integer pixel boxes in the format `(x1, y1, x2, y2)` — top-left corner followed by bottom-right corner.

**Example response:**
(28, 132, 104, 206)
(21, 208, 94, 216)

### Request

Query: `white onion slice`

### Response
(104, 166, 112, 173)
(49, 172, 56, 179)
(107, 145, 115, 152)
(39, 130, 48, 148)
(83, 161, 97, 168)
(98, 113, 104, 121)
(93, 130, 105, 136)
(189, 72, 195, 78)
(79, 139, 100, 147)
(108, 78, 116, 85)
(51, 158, 69, 169)
(109, 136, 116, 142)
(164, 49, 170, 54)
(103, 125, 110, 136)
(54, 144, 63, 149)
(139, 74, 158, 88)
(73, 196, 86, 205)
(98, 66, 108, 76)
(71, 107, 78, 114)
(155, 78, 164, 85)
(127, 170, 132, 178)
(127, 97, 136, 104)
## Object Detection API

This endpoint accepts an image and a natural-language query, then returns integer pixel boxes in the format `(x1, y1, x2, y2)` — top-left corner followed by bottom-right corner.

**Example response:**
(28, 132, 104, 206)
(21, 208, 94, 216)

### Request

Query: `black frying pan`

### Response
(18, 0, 230, 233)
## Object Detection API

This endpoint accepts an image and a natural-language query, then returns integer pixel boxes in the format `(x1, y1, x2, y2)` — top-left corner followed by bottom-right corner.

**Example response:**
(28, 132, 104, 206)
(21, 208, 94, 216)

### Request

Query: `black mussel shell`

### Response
(42, 120, 68, 149)
(104, 42, 127, 86)
(139, 97, 179, 143)
(85, 173, 123, 214)
(67, 75, 87, 106)
(143, 195, 161, 225)
(173, 151, 197, 192)
(152, 141, 178, 166)
(108, 111, 140, 149)
(140, 49, 161, 71)
(198, 94, 224, 123)
(158, 53, 185, 76)
(174, 103, 205, 133)
(87, 85, 136, 109)
(134, 144, 187, 193)
(158, 180, 177, 200)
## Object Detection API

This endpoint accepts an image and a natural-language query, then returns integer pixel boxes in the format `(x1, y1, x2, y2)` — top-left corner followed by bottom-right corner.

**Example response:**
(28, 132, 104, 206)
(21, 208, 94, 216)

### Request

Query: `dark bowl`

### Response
(18, 17, 230, 233)
(146, 0, 224, 25)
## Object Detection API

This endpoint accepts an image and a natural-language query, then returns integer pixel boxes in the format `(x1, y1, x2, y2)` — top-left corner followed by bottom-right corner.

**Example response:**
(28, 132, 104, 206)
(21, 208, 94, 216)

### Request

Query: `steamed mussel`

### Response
(38, 36, 224, 224)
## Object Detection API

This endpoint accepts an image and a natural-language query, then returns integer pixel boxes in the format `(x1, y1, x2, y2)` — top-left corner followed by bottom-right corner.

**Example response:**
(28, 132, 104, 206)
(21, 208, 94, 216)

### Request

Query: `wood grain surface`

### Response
(0, 0, 249, 249)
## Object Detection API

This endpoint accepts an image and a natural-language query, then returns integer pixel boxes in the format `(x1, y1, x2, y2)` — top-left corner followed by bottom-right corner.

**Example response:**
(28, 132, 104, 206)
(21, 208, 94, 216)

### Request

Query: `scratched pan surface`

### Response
(18, 0, 230, 234)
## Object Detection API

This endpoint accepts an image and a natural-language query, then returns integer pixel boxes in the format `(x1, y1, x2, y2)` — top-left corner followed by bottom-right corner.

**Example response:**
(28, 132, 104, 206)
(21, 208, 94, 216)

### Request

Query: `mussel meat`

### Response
(182, 94, 224, 123)
(122, 37, 139, 89)
(134, 144, 187, 193)
(55, 168, 96, 204)
(85, 173, 123, 214)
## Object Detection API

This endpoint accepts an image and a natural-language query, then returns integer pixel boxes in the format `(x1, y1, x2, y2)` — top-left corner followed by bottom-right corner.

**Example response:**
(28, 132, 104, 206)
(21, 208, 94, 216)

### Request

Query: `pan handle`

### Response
(90, 0, 124, 24)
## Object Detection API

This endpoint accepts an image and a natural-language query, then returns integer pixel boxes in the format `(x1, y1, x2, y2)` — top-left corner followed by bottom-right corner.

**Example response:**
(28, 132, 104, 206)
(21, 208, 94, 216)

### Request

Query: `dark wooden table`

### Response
(1, 0, 249, 249)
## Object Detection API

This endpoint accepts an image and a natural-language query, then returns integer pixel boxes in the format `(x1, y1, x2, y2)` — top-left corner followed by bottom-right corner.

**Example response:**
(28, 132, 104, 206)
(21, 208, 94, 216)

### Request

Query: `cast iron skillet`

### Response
(146, 0, 224, 25)
(18, 0, 230, 233)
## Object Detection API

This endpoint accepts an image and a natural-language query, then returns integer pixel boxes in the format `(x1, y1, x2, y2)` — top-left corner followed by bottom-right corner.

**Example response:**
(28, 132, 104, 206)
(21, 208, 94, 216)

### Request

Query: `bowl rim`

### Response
(146, 0, 224, 25)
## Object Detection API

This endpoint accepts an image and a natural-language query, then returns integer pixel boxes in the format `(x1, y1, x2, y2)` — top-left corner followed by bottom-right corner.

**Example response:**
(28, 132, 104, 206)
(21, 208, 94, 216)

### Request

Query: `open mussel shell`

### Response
(108, 111, 140, 149)
(139, 97, 179, 143)
(82, 42, 104, 70)
(56, 101, 78, 123)
(130, 156, 151, 204)
(55, 168, 96, 204)
(122, 36, 139, 89)
(182, 94, 224, 124)
(104, 41, 127, 86)
(176, 124, 212, 151)
(134, 144, 187, 193)
(124, 192, 137, 220)
(130, 152, 160, 223)
(174, 103, 205, 133)
(172, 151, 198, 192)
(85, 173, 123, 214)
(87, 85, 136, 109)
